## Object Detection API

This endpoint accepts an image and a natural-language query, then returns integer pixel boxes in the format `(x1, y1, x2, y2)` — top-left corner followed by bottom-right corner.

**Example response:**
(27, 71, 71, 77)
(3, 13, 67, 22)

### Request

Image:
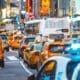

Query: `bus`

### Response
(24, 17, 71, 38)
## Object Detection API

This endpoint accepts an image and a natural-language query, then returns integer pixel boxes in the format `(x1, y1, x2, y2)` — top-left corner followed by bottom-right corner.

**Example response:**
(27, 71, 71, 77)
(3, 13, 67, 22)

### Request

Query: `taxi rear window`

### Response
(24, 37, 35, 43)
(49, 45, 64, 53)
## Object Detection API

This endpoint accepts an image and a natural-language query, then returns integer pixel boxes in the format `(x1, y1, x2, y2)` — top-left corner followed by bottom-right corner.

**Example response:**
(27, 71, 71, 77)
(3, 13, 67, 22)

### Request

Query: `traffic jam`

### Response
(0, 16, 80, 80)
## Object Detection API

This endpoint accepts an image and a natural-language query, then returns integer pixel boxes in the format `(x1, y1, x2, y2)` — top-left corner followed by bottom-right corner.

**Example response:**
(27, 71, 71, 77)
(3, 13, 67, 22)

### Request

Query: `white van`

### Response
(25, 17, 71, 38)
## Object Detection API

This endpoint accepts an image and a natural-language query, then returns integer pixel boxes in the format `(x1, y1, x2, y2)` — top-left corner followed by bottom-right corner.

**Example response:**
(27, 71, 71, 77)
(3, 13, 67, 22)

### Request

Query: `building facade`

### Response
(32, 0, 70, 18)
(0, 0, 6, 20)
(25, 0, 71, 20)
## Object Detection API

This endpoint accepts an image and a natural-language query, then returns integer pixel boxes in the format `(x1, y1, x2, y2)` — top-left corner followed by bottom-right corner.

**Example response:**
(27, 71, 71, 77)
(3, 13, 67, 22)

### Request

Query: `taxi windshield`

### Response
(24, 37, 35, 43)
(49, 45, 64, 53)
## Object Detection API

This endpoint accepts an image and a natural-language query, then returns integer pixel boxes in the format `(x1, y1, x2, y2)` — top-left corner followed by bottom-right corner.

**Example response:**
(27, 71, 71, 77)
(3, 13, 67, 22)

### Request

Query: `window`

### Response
(37, 60, 57, 80)
(49, 45, 64, 53)
(73, 21, 80, 31)
(72, 34, 78, 38)
(24, 37, 35, 43)
(64, 44, 71, 54)
(76, 71, 80, 80)
(66, 61, 80, 80)
(0, 35, 7, 40)
(25, 23, 40, 35)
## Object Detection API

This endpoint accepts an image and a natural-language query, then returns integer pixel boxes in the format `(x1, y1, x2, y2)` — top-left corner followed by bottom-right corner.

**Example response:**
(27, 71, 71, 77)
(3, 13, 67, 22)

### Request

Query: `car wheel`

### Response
(4, 47, 9, 52)
(18, 50, 23, 59)
(6, 47, 9, 52)
(12, 48, 15, 50)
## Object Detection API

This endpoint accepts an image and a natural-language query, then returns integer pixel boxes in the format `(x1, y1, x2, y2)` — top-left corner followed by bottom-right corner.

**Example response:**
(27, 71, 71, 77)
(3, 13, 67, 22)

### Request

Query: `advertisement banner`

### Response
(26, 0, 33, 13)
(39, 0, 50, 15)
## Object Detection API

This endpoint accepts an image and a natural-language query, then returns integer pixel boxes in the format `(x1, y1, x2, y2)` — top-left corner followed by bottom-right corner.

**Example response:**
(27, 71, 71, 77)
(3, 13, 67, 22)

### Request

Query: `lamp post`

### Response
(6, 0, 10, 18)
(20, 0, 26, 33)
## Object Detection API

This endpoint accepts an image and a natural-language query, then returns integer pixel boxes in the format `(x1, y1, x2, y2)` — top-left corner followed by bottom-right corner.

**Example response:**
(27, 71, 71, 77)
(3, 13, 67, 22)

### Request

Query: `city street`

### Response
(0, 50, 37, 80)
(0, 0, 80, 80)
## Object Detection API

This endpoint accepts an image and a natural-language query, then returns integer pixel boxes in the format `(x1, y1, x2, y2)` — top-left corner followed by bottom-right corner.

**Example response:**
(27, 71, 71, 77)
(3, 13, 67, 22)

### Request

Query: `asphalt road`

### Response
(0, 50, 37, 80)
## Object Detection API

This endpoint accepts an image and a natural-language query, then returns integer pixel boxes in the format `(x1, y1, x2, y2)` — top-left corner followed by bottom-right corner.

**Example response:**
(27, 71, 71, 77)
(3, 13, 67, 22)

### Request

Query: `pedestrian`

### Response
(0, 37, 4, 68)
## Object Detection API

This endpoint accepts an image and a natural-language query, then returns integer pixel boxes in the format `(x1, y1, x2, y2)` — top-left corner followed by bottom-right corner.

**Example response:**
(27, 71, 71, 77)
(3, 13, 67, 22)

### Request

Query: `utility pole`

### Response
(33, 0, 40, 18)
(6, 0, 10, 18)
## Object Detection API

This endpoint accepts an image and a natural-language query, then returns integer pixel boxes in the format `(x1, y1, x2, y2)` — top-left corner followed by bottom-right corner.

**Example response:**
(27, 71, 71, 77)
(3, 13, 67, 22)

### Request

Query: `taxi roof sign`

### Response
(49, 34, 64, 40)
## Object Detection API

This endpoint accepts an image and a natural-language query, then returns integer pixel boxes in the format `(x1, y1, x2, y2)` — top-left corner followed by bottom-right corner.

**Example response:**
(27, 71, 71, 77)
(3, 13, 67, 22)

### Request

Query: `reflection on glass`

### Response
(38, 61, 56, 80)
(24, 37, 35, 43)
(49, 45, 64, 53)
(0, 35, 7, 40)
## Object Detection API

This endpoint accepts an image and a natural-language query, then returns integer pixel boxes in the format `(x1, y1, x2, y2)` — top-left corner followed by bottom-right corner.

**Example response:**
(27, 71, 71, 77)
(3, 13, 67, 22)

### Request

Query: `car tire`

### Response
(12, 48, 15, 50)
(18, 50, 23, 59)
(4, 47, 9, 52)
(0, 59, 5, 68)
(6, 47, 9, 52)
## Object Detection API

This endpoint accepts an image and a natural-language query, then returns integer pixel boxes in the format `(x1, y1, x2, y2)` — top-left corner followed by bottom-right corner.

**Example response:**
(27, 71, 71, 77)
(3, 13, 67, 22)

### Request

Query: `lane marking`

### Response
(5, 61, 19, 63)
(7, 56, 19, 60)
(20, 61, 32, 75)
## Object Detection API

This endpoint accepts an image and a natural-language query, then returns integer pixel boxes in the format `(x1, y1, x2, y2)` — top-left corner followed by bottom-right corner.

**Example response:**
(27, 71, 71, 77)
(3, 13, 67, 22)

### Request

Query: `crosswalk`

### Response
(5, 50, 19, 62)
(4, 53, 36, 76)
(5, 56, 19, 62)
(7, 56, 19, 61)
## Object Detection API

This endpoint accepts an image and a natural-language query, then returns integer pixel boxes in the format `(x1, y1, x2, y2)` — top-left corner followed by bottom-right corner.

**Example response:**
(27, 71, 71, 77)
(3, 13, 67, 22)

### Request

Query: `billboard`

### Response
(39, 0, 50, 15)
(26, 0, 33, 13)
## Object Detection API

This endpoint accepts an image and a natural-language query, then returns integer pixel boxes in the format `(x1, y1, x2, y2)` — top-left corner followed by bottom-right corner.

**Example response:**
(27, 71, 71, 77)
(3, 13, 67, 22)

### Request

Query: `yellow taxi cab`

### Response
(0, 34, 9, 51)
(23, 38, 42, 69)
(23, 46, 39, 69)
(8, 35, 24, 49)
(0, 37, 5, 68)
(0, 30, 9, 51)
(40, 40, 67, 64)
(10, 39, 20, 49)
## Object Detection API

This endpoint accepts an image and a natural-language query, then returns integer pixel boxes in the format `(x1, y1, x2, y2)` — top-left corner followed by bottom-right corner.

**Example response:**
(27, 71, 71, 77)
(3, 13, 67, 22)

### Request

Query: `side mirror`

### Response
(27, 74, 35, 80)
